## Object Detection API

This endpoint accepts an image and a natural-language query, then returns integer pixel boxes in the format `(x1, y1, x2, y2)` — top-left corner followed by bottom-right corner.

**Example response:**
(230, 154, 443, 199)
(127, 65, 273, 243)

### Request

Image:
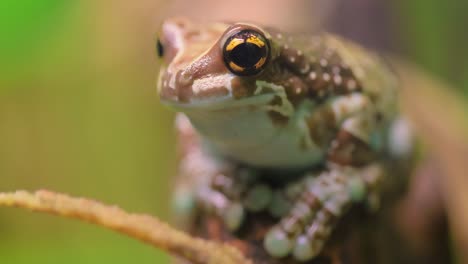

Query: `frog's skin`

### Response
(157, 17, 411, 261)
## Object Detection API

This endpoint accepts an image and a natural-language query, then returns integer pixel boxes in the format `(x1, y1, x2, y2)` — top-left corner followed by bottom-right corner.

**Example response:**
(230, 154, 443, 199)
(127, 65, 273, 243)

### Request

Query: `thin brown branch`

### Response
(0, 190, 251, 264)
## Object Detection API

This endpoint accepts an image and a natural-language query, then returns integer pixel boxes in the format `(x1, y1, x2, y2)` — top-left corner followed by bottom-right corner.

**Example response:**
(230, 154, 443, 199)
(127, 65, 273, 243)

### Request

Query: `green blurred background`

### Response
(0, 1, 173, 263)
(0, 0, 466, 263)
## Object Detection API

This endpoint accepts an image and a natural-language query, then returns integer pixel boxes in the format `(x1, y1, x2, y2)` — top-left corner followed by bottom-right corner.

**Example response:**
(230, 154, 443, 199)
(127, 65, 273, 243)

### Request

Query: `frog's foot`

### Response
(197, 184, 246, 231)
(196, 168, 273, 231)
(264, 164, 384, 261)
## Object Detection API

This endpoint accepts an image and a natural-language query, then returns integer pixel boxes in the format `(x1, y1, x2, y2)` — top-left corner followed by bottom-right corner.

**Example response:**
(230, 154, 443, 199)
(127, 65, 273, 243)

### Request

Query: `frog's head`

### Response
(157, 17, 284, 107)
(157, 18, 304, 167)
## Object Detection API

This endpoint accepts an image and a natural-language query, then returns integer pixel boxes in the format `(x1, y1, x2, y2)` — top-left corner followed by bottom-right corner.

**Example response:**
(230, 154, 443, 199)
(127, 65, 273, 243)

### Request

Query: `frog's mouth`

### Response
(163, 92, 277, 112)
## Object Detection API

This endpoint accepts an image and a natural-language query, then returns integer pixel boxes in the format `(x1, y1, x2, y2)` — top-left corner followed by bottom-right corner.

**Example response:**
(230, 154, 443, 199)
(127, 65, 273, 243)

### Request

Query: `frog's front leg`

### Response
(265, 94, 387, 261)
(265, 163, 384, 260)
(196, 165, 267, 231)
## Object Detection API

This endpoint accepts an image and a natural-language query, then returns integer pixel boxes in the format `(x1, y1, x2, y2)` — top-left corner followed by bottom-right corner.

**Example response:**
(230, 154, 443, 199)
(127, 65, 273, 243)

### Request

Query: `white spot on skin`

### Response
(276, 33, 283, 39)
(297, 50, 303, 56)
(388, 117, 414, 157)
(320, 59, 328, 68)
(330, 94, 370, 123)
(289, 57, 296, 63)
(333, 75, 342, 85)
(309, 72, 317, 81)
(322, 73, 331, 82)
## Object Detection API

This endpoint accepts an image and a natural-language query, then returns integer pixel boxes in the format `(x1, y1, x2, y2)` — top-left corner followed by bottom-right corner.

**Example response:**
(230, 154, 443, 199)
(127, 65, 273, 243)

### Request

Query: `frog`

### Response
(156, 17, 413, 262)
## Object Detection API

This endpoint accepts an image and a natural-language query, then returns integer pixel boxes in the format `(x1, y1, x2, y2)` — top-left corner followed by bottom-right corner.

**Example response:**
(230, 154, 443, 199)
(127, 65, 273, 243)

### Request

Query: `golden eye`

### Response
(223, 29, 270, 76)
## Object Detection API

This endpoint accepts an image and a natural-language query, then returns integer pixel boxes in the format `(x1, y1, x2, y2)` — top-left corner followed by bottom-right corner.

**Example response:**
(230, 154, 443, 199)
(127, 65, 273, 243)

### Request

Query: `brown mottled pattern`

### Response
(284, 76, 310, 105)
(263, 32, 384, 166)
(280, 216, 302, 237)
(269, 34, 363, 105)
(306, 105, 339, 149)
(161, 70, 231, 103)
(328, 130, 376, 166)
(231, 77, 257, 99)
(305, 209, 338, 242)
(273, 169, 349, 258)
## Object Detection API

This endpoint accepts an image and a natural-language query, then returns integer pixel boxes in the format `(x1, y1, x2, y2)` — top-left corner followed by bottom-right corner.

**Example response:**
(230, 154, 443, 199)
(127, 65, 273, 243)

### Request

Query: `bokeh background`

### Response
(0, 0, 466, 263)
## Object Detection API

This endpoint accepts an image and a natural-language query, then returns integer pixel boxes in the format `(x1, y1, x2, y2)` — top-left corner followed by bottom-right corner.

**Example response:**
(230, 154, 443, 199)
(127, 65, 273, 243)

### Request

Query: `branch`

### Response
(0, 190, 251, 264)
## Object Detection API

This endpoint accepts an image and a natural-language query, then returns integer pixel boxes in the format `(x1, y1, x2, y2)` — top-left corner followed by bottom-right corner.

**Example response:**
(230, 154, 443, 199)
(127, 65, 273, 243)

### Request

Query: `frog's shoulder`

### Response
(322, 34, 398, 108)
(321, 34, 397, 86)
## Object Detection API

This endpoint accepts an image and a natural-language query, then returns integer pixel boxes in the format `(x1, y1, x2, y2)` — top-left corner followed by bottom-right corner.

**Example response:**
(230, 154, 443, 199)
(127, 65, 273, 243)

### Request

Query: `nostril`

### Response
(156, 38, 164, 58)
(174, 20, 186, 29)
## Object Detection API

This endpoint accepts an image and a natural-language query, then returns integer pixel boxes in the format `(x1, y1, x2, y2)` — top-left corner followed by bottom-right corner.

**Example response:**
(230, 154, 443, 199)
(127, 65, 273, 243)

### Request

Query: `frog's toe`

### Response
(172, 187, 196, 216)
(264, 222, 329, 261)
(293, 234, 323, 261)
(264, 170, 355, 260)
(264, 227, 294, 258)
(222, 183, 274, 230)
(266, 194, 349, 261)
(291, 208, 338, 261)
(197, 187, 246, 231)
(222, 201, 245, 231)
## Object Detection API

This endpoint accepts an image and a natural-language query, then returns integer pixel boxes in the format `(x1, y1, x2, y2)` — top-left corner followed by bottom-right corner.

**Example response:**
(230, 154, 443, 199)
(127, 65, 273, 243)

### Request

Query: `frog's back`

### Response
(323, 34, 399, 121)
(269, 30, 398, 118)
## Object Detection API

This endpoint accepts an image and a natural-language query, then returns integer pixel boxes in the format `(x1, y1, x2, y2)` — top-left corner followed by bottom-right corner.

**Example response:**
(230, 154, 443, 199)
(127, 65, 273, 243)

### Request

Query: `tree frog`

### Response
(157, 17, 412, 261)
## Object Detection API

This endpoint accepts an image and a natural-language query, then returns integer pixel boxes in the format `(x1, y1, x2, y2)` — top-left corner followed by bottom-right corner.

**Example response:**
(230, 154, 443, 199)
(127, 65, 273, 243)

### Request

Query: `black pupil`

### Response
(229, 42, 264, 68)
(157, 39, 164, 57)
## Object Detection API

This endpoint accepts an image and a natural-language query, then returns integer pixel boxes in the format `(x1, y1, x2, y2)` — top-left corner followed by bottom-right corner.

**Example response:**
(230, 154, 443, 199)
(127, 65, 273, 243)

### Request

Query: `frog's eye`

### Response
(156, 38, 164, 58)
(223, 30, 270, 76)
